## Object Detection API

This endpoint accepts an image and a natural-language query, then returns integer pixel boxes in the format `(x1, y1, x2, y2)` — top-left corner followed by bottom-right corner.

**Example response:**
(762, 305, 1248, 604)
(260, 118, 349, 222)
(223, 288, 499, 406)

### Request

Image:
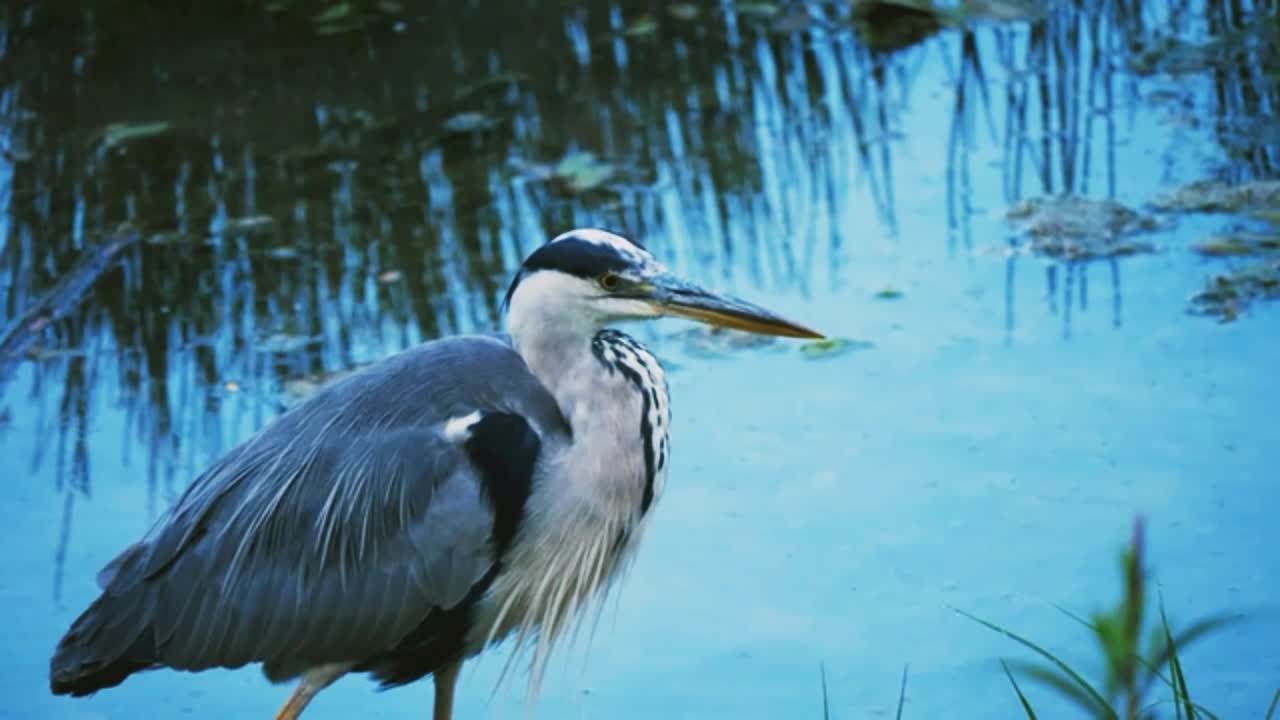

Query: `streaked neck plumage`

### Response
(508, 299, 670, 521)
(480, 277, 671, 696)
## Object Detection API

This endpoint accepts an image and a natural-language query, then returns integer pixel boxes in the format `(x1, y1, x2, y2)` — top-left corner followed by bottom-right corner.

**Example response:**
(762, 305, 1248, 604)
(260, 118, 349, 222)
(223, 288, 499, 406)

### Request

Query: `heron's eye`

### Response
(599, 273, 622, 291)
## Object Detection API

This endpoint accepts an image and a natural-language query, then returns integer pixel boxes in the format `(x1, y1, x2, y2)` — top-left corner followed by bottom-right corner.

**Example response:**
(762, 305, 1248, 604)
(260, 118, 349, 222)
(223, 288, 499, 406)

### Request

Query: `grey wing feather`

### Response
(55, 336, 565, 685)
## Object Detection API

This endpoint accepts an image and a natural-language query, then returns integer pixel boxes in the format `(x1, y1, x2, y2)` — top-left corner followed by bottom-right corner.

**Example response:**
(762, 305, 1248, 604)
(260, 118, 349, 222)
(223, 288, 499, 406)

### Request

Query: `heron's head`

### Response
(504, 228, 822, 339)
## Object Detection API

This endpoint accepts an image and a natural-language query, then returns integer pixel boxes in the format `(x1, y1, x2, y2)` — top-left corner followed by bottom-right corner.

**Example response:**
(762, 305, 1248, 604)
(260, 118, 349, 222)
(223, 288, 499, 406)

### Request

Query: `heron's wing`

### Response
(53, 336, 566, 687)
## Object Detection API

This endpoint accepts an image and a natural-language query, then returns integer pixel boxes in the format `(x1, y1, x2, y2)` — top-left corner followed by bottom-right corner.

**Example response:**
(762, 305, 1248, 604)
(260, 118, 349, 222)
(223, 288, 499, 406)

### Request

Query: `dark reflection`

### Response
(1205, 0, 1280, 177)
(946, 30, 992, 251)
(983, 0, 1143, 338)
(0, 0, 1274, 576)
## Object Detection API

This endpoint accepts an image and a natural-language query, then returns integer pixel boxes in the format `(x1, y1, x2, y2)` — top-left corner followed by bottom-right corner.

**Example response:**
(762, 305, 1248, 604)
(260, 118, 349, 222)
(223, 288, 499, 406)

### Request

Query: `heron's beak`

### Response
(645, 273, 825, 339)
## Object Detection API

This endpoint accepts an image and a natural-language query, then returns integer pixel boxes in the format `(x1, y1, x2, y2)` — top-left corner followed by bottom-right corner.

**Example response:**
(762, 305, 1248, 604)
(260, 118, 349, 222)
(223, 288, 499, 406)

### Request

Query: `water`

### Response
(2, 1, 1278, 718)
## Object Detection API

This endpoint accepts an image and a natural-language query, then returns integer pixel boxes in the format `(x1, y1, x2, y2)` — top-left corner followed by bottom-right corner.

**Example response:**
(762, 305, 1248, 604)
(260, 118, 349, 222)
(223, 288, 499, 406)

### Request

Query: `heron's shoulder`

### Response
(289, 334, 566, 436)
(374, 334, 538, 396)
(313, 334, 523, 392)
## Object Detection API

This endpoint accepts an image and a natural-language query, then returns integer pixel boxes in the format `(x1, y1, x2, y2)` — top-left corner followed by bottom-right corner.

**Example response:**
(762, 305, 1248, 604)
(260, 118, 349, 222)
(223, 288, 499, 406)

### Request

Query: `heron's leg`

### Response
(432, 660, 462, 720)
(273, 663, 349, 720)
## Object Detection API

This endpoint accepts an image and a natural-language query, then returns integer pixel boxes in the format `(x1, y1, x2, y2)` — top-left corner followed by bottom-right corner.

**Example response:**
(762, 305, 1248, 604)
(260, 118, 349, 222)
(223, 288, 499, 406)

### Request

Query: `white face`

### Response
(506, 230, 667, 335)
(507, 270, 661, 336)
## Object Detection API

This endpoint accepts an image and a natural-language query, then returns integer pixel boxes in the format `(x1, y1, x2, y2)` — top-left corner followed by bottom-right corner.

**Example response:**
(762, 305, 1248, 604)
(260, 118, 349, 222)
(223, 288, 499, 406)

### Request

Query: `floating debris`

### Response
(312, 1, 372, 34)
(265, 246, 302, 260)
(624, 16, 658, 37)
(799, 337, 874, 359)
(735, 2, 781, 19)
(313, 2, 352, 23)
(851, 0, 948, 52)
(101, 122, 171, 150)
(1192, 231, 1280, 257)
(220, 215, 276, 234)
(555, 151, 615, 194)
(1252, 209, 1280, 225)
(1152, 179, 1280, 214)
(441, 112, 500, 134)
(378, 270, 403, 284)
(668, 4, 700, 20)
(257, 333, 322, 354)
(874, 287, 904, 300)
(145, 230, 191, 246)
(1189, 259, 1280, 322)
(452, 72, 526, 102)
(1006, 194, 1160, 259)
(1028, 235, 1156, 259)
(511, 151, 620, 195)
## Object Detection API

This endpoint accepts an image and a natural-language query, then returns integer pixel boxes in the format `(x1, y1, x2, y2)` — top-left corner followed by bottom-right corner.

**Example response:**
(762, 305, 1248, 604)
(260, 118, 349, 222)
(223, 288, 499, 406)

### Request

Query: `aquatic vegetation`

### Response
(798, 337, 874, 359)
(848, 0, 1043, 52)
(1191, 230, 1280, 257)
(513, 151, 620, 195)
(1188, 259, 1280, 322)
(99, 121, 171, 151)
(1152, 179, 1280, 320)
(0, 229, 141, 376)
(957, 519, 1243, 720)
(850, 0, 947, 52)
(1006, 195, 1160, 260)
(1153, 180, 1280, 214)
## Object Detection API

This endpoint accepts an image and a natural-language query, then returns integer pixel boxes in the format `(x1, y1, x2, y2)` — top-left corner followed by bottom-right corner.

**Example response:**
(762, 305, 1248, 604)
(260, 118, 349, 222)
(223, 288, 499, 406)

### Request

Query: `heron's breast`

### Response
(463, 506, 641, 655)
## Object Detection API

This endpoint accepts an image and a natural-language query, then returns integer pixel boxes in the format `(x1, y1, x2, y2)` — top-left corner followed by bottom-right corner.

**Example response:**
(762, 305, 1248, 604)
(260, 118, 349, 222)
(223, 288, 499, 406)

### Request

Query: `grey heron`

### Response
(50, 228, 822, 719)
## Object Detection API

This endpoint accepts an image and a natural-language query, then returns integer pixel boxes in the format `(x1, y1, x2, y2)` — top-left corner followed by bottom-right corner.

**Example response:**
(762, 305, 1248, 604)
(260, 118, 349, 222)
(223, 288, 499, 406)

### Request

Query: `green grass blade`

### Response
(1132, 657, 1220, 720)
(1138, 699, 1163, 719)
(1053, 603, 1095, 630)
(1265, 688, 1279, 720)
(1138, 699, 1221, 720)
(1190, 702, 1218, 719)
(1159, 602, 1194, 720)
(951, 606, 1117, 720)
(1141, 613, 1240, 696)
(1005, 660, 1114, 717)
(820, 663, 830, 720)
(896, 664, 909, 720)
(1001, 659, 1039, 719)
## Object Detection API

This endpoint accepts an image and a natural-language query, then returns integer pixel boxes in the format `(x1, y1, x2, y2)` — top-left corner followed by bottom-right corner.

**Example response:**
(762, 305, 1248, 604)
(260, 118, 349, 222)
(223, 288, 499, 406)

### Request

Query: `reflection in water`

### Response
(0, 0, 1276, 603)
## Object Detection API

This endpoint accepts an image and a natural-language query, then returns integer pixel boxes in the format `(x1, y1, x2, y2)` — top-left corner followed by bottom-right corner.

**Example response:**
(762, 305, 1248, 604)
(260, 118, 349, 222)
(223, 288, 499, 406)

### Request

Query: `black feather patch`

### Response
(462, 412, 539, 557)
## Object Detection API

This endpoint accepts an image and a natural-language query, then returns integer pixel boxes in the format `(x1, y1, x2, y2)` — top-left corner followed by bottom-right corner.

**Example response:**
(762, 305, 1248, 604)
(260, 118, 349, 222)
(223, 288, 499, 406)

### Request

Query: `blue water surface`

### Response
(1, 1, 1277, 718)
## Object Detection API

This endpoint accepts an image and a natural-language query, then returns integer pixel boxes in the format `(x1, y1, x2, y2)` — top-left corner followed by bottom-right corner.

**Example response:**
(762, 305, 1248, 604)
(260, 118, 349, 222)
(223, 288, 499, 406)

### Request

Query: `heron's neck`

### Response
(508, 315, 604, 418)
(511, 317, 669, 523)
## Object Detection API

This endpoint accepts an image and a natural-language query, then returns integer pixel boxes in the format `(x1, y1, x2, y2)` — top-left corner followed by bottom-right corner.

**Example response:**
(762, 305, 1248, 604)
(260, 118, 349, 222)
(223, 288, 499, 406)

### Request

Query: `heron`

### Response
(50, 228, 822, 719)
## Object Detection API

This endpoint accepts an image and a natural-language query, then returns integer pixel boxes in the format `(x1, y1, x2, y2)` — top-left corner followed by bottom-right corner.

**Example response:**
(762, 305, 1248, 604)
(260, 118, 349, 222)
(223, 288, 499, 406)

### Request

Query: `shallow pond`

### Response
(2, 1, 1278, 718)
